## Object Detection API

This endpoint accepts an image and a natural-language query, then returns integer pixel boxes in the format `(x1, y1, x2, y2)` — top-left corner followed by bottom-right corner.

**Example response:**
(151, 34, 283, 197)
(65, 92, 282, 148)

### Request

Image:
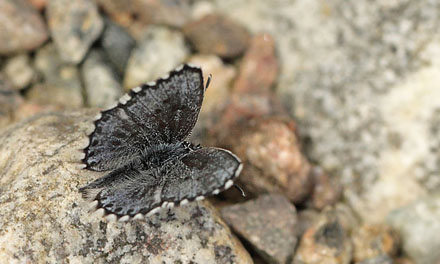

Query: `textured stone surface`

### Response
(352, 224, 399, 262)
(101, 19, 136, 75)
(133, 0, 191, 28)
(81, 49, 122, 108)
(30, 43, 84, 108)
(123, 26, 189, 90)
(2, 54, 36, 90)
(211, 0, 440, 224)
(233, 33, 278, 94)
(292, 207, 354, 264)
(0, 0, 48, 54)
(387, 194, 440, 264)
(222, 194, 298, 264)
(0, 111, 253, 263)
(47, 0, 104, 64)
(184, 14, 250, 59)
(357, 255, 393, 264)
(220, 117, 313, 203)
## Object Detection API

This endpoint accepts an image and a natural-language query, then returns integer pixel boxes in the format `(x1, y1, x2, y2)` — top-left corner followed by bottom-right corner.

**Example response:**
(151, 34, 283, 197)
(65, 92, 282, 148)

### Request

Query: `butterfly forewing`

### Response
(82, 65, 204, 171)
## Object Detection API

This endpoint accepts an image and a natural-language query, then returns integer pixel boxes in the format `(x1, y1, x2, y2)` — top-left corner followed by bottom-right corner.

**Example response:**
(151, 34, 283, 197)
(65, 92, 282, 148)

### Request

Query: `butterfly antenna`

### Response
(234, 184, 246, 197)
(205, 74, 212, 91)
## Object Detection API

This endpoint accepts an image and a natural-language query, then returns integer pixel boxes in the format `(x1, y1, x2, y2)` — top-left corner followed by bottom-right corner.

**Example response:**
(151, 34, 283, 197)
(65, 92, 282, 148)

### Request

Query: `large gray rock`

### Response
(0, 111, 252, 263)
(212, 0, 440, 223)
(387, 194, 440, 264)
(0, 0, 48, 54)
(47, 0, 104, 64)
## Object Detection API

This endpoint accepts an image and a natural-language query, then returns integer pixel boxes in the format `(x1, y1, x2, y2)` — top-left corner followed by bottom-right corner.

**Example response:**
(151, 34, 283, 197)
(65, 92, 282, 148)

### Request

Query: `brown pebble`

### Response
(352, 224, 400, 262)
(184, 14, 250, 59)
(234, 33, 279, 94)
(310, 166, 343, 210)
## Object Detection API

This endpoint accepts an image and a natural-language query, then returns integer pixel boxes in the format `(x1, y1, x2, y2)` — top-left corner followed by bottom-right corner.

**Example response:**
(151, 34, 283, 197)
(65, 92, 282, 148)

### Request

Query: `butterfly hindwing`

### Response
(80, 147, 242, 218)
(83, 64, 204, 171)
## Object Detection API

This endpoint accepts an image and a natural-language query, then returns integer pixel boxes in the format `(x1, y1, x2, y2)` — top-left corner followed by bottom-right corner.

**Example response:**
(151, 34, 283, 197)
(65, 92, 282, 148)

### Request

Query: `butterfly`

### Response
(79, 64, 243, 222)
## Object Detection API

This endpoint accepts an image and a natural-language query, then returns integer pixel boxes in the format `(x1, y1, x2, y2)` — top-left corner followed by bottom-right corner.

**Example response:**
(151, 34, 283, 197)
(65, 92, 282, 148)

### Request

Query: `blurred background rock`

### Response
(1, 0, 439, 263)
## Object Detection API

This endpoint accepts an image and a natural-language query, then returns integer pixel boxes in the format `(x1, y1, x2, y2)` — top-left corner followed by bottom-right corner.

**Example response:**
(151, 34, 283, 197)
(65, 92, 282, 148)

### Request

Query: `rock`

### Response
(292, 207, 353, 264)
(31, 43, 84, 108)
(123, 26, 189, 90)
(133, 0, 191, 28)
(101, 19, 136, 75)
(0, 0, 48, 54)
(47, 0, 104, 64)
(352, 224, 399, 262)
(187, 54, 236, 139)
(219, 117, 313, 203)
(309, 166, 343, 210)
(81, 49, 122, 108)
(0, 75, 23, 129)
(0, 111, 253, 263)
(356, 255, 393, 264)
(387, 194, 440, 264)
(2, 54, 36, 90)
(183, 14, 250, 59)
(96, 0, 135, 27)
(233, 33, 278, 94)
(221, 194, 298, 264)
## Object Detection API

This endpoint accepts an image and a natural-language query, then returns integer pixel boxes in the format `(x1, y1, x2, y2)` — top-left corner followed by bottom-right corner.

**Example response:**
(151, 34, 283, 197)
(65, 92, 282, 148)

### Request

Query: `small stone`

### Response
(47, 0, 104, 64)
(0, 75, 23, 129)
(234, 33, 278, 94)
(96, 0, 135, 27)
(2, 54, 36, 90)
(296, 209, 320, 237)
(0, 111, 253, 263)
(352, 224, 400, 262)
(293, 207, 353, 264)
(183, 14, 250, 59)
(123, 26, 189, 90)
(31, 43, 83, 108)
(356, 255, 393, 264)
(133, 0, 191, 28)
(101, 19, 136, 75)
(81, 49, 123, 108)
(0, 0, 48, 54)
(221, 194, 298, 264)
(309, 166, 343, 210)
(220, 117, 313, 203)
(387, 194, 440, 264)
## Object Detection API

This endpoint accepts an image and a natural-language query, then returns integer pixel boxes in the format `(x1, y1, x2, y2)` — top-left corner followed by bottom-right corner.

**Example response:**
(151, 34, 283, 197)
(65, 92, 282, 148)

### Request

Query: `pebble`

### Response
(352, 224, 400, 262)
(0, 0, 48, 54)
(47, 0, 104, 64)
(96, 0, 134, 27)
(133, 0, 191, 28)
(30, 43, 83, 108)
(220, 117, 313, 203)
(123, 26, 189, 90)
(101, 19, 136, 75)
(183, 14, 250, 59)
(222, 194, 298, 264)
(0, 74, 23, 128)
(81, 49, 123, 108)
(234, 33, 278, 94)
(292, 207, 353, 264)
(2, 54, 36, 90)
(387, 194, 440, 264)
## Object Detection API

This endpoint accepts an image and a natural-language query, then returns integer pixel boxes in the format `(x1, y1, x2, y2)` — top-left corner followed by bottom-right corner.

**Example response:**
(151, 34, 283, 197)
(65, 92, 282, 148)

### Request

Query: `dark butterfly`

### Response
(79, 64, 242, 222)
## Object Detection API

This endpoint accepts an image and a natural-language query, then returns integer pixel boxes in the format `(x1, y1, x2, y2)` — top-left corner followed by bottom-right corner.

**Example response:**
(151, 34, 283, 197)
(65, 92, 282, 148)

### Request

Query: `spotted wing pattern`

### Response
(80, 147, 242, 218)
(82, 64, 204, 171)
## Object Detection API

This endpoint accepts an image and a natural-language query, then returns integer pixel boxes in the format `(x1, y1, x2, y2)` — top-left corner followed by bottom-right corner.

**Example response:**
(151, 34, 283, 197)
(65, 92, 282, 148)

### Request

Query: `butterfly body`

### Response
(80, 64, 242, 220)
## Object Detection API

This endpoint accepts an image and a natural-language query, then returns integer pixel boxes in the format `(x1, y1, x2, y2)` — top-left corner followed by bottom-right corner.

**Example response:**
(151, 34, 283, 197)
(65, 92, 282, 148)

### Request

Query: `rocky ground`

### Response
(0, 0, 439, 263)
